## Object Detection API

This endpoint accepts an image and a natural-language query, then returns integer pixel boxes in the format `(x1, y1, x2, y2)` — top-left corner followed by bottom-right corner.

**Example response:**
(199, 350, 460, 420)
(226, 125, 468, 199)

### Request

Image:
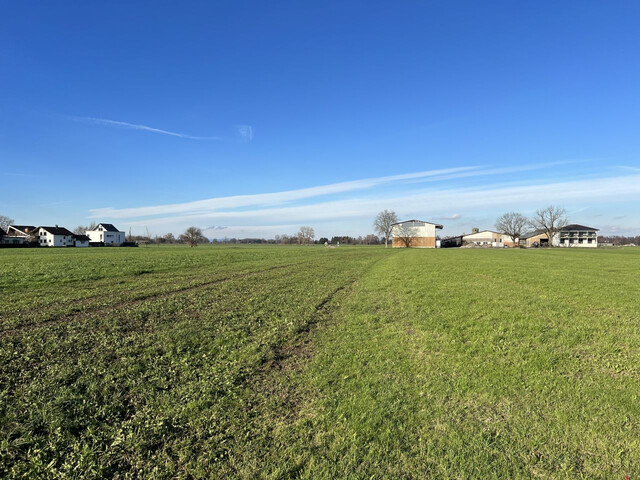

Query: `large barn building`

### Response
(391, 219, 443, 248)
(462, 229, 517, 247)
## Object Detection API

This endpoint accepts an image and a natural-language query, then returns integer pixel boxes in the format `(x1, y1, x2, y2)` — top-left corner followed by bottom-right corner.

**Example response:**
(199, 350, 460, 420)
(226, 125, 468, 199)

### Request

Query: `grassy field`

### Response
(1, 245, 639, 478)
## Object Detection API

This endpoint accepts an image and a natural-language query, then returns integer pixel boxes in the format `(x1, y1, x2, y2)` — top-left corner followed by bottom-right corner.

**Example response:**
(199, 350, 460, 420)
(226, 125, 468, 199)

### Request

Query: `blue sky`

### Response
(1, 1, 639, 238)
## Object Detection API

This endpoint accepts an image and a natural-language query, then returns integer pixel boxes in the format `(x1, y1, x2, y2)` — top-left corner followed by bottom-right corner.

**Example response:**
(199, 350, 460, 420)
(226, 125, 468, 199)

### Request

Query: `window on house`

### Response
(579, 238, 584, 243)
(588, 238, 593, 243)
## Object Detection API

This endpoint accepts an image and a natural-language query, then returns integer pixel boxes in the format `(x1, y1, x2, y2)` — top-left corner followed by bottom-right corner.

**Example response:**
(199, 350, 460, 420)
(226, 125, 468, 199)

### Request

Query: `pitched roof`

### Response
(391, 219, 444, 229)
(464, 229, 502, 236)
(8, 225, 37, 234)
(38, 226, 75, 236)
(561, 224, 599, 231)
(520, 230, 546, 240)
(95, 223, 121, 232)
(73, 234, 91, 241)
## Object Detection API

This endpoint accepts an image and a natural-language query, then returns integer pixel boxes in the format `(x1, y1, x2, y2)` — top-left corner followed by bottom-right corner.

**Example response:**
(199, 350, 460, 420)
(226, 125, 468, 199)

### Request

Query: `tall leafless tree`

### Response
(529, 205, 568, 247)
(0, 215, 14, 231)
(394, 223, 417, 248)
(373, 210, 398, 248)
(180, 226, 207, 247)
(495, 212, 528, 245)
(74, 222, 97, 235)
(297, 226, 315, 244)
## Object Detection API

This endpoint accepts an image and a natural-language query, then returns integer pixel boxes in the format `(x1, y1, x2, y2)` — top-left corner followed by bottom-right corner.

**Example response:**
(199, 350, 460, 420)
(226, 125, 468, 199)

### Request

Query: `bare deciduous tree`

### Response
(394, 223, 417, 248)
(495, 212, 528, 245)
(529, 205, 568, 247)
(0, 215, 14, 231)
(74, 222, 97, 235)
(373, 210, 398, 248)
(180, 226, 207, 247)
(297, 226, 315, 245)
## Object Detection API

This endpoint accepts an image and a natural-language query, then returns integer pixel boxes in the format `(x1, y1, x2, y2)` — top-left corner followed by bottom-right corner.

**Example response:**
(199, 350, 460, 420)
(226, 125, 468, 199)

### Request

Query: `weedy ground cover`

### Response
(1, 246, 639, 478)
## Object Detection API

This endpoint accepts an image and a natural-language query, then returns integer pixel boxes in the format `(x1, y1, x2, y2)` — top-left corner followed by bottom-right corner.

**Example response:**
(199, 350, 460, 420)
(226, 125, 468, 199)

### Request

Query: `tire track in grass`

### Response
(0, 262, 302, 338)
(1, 250, 387, 338)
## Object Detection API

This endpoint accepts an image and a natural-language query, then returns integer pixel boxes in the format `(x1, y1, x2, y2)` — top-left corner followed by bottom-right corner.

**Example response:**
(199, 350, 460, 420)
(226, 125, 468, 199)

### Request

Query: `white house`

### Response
(86, 223, 125, 245)
(391, 219, 443, 248)
(555, 224, 599, 248)
(73, 234, 91, 247)
(36, 226, 76, 247)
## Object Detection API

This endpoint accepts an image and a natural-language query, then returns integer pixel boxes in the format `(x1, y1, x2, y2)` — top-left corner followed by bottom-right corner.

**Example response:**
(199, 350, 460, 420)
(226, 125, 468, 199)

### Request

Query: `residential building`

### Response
(36, 226, 76, 247)
(1, 227, 25, 245)
(555, 224, 599, 248)
(7, 225, 37, 241)
(520, 225, 599, 248)
(391, 219, 443, 248)
(86, 223, 126, 245)
(73, 234, 91, 247)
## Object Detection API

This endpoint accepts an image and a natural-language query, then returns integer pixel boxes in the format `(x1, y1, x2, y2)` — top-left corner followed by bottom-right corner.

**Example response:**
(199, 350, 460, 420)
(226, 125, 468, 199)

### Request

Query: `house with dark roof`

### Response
(7, 225, 37, 240)
(520, 225, 599, 248)
(35, 226, 75, 247)
(556, 224, 599, 248)
(391, 219, 443, 248)
(86, 223, 125, 245)
(519, 229, 548, 247)
(73, 234, 91, 247)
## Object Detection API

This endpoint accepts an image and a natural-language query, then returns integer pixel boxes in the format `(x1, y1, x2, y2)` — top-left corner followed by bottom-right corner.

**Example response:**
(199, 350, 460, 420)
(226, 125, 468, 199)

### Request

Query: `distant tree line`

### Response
(599, 235, 640, 246)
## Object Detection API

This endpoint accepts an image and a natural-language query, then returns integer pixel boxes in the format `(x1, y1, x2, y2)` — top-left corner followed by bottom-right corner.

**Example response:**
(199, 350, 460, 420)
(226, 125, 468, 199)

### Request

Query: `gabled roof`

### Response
(8, 225, 37, 234)
(38, 226, 75, 236)
(561, 224, 599, 231)
(93, 223, 121, 232)
(464, 229, 502, 236)
(391, 219, 444, 229)
(520, 229, 546, 240)
(73, 234, 91, 241)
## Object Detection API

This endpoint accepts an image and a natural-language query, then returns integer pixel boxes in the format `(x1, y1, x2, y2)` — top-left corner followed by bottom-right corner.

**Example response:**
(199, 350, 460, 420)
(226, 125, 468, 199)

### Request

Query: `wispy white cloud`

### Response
(121, 173, 640, 231)
(439, 213, 462, 220)
(76, 117, 223, 140)
(89, 166, 480, 219)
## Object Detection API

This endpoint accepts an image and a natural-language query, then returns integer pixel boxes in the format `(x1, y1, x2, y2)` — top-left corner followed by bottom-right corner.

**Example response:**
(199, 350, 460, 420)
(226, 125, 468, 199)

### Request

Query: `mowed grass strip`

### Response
(0, 246, 387, 478)
(235, 248, 640, 479)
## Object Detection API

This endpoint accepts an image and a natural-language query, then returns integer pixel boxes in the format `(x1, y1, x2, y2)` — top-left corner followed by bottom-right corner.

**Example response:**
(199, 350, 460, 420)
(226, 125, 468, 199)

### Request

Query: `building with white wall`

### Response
(463, 229, 517, 247)
(391, 219, 443, 248)
(73, 234, 91, 247)
(86, 223, 125, 245)
(555, 224, 599, 248)
(36, 226, 75, 247)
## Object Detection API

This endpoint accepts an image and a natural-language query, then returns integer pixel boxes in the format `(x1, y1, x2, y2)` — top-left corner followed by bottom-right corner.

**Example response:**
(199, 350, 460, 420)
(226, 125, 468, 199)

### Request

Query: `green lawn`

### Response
(1, 245, 639, 478)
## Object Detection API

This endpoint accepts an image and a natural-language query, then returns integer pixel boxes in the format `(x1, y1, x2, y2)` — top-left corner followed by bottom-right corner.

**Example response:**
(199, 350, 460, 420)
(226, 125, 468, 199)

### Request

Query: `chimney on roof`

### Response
(472, 227, 479, 234)
(55, 224, 58, 228)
